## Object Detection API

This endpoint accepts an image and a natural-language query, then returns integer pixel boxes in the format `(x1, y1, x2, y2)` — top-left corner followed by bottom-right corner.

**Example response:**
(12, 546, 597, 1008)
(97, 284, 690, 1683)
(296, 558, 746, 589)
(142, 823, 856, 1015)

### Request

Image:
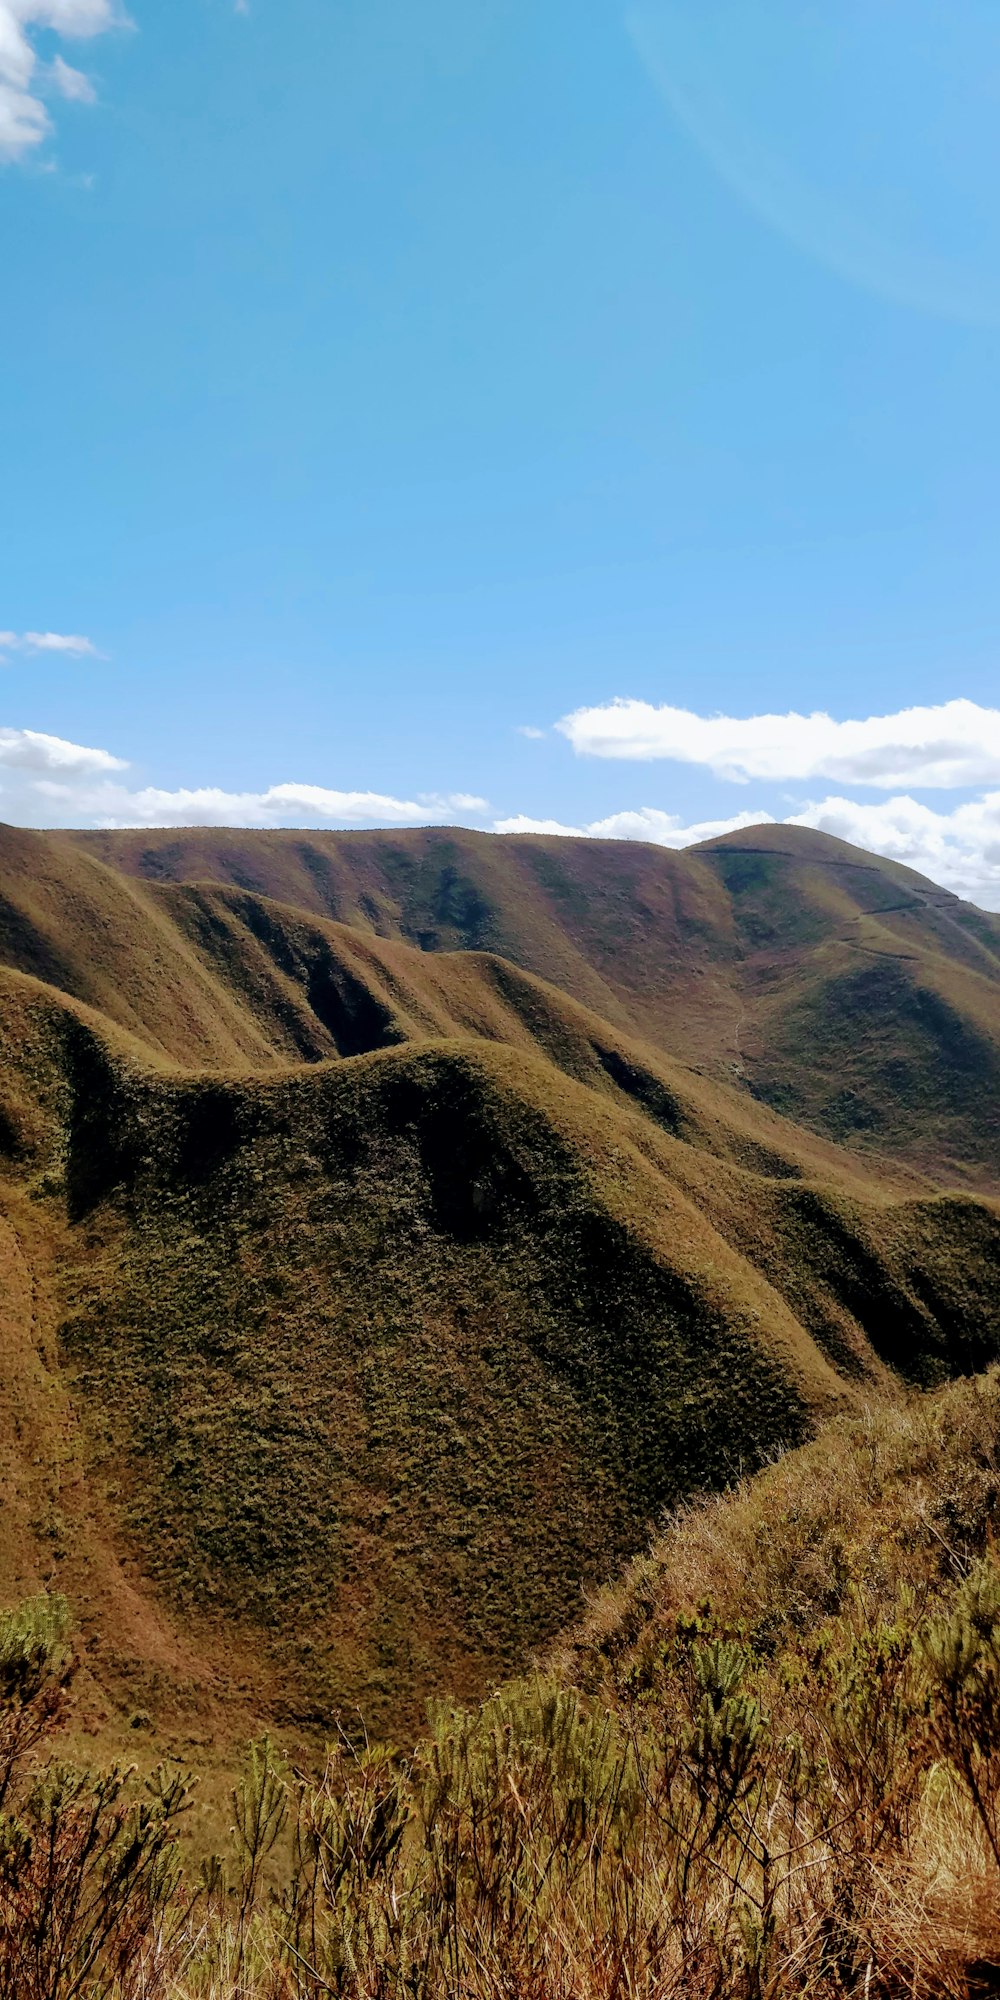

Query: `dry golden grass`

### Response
(9, 1375, 1000, 1996)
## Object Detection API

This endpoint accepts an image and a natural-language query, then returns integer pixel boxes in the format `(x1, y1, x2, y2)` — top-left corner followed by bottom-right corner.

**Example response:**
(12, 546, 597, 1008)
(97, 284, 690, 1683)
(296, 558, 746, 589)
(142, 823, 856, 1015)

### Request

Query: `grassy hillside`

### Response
(698, 825, 1000, 1181)
(8, 1375, 1000, 1997)
(69, 819, 1000, 1184)
(551, 1357, 1000, 1703)
(0, 819, 998, 1758)
(66, 822, 743, 1071)
(0, 1014, 996, 1750)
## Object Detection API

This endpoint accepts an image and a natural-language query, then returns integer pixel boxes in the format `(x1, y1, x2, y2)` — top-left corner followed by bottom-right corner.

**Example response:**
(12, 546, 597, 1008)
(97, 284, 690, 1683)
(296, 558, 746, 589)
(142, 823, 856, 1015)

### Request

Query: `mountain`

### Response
(0, 818, 997, 1756)
(70, 819, 1000, 1185)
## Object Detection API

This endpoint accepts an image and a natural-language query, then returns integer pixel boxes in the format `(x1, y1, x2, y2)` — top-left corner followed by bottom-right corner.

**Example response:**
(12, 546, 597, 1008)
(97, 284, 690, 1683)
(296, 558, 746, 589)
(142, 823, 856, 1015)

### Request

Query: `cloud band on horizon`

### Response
(0, 727, 487, 830)
(4, 716, 1000, 912)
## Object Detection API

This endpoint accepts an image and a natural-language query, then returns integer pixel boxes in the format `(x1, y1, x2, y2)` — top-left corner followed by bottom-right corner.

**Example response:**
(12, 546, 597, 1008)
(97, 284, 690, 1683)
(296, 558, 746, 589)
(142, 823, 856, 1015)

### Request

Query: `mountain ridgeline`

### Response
(0, 817, 998, 1755)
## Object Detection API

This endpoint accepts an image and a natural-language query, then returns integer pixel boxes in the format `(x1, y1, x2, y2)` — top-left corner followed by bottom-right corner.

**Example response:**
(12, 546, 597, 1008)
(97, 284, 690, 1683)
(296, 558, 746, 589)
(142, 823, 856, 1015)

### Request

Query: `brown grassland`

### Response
(0, 817, 999, 1992)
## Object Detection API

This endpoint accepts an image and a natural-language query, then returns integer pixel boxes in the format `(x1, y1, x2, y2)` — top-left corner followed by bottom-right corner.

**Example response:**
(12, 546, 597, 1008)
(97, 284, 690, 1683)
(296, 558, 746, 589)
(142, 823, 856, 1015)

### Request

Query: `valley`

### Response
(0, 820, 997, 1762)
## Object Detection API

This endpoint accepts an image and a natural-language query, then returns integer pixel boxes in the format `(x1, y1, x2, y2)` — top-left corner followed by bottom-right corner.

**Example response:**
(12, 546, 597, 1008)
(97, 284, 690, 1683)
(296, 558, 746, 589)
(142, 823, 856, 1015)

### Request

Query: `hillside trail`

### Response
(0, 1192, 246, 1742)
(0, 1202, 75, 1604)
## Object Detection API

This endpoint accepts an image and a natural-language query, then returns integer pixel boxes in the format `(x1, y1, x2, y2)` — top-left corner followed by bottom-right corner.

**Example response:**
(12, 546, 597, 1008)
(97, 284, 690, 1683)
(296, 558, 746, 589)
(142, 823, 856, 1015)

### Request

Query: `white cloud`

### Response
(1, 629, 100, 657)
(494, 807, 771, 845)
(591, 807, 771, 845)
(516, 725, 546, 740)
(557, 697, 1000, 790)
(20, 630, 99, 655)
(34, 0, 115, 25)
(0, 730, 488, 831)
(0, 0, 117, 161)
(73, 782, 457, 831)
(787, 793, 1000, 908)
(494, 815, 584, 837)
(0, 725, 124, 773)
(48, 52, 94, 100)
(418, 791, 490, 813)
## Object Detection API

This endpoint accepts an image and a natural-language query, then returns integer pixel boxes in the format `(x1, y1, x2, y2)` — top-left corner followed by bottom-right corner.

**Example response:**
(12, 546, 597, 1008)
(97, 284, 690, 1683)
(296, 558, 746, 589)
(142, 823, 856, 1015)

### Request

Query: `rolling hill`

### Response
(70, 818, 1000, 1184)
(0, 817, 998, 1757)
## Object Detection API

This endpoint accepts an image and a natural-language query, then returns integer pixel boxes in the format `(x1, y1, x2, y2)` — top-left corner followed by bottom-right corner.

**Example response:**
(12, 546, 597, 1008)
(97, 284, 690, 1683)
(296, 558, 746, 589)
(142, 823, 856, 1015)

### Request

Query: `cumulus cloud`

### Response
(0, 724, 125, 773)
(494, 807, 770, 845)
(591, 807, 770, 844)
(557, 697, 1000, 790)
(516, 726, 546, 740)
(48, 52, 95, 100)
(787, 793, 1000, 907)
(0, 629, 100, 656)
(494, 815, 582, 837)
(25, 631, 99, 653)
(0, 0, 117, 162)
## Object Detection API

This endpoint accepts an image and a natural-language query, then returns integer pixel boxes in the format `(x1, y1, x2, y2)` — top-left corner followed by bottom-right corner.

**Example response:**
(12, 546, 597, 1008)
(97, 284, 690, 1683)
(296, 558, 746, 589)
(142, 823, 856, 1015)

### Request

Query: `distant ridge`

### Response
(67, 820, 1000, 1184)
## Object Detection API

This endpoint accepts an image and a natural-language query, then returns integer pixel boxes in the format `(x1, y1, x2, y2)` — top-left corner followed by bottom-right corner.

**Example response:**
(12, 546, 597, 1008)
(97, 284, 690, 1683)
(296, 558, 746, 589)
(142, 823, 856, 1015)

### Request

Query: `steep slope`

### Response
(2, 1019, 997, 1742)
(549, 1363, 1000, 1722)
(0, 995, 995, 1740)
(68, 824, 743, 1069)
(0, 824, 300, 1069)
(695, 824, 1000, 1182)
(69, 821, 1000, 1185)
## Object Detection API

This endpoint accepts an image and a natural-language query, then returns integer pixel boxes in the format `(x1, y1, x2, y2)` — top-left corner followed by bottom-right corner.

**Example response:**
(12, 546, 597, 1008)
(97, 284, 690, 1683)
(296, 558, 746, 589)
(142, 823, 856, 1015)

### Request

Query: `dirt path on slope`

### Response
(0, 1190, 291, 1815)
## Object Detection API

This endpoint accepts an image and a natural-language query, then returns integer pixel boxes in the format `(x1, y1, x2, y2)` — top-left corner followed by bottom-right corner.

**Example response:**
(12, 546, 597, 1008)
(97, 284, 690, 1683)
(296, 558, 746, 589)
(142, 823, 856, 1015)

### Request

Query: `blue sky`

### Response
(4, 0, 1000, 904)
